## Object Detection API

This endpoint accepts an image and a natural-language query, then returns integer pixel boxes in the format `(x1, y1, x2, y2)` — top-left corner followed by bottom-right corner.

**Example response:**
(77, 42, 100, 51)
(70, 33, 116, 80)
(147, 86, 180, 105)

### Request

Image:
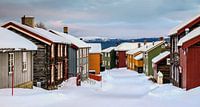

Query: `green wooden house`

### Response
(142, 41, 165, 76)
(102, 47, 116, 69)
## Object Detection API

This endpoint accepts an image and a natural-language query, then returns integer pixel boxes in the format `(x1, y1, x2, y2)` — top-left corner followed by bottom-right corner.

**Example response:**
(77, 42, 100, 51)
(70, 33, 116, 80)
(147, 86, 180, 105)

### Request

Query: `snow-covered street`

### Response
(0, 68, 199, 107)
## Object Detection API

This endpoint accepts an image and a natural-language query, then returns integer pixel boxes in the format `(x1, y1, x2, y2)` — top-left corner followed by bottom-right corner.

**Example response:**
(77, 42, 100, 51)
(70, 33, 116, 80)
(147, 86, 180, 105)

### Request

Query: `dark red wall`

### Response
(184, 46, 200, 90)
(116, 51, 126, 68)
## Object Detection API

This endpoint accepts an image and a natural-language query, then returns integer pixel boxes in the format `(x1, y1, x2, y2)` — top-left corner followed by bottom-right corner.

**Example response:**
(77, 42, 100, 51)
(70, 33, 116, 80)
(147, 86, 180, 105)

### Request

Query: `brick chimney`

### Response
(138, 42, 141, 48)
(144, 39, 147, 45)
(21, 15, 35, 27)
(160, 37, 164, 41)
(63, 27, 68, 34)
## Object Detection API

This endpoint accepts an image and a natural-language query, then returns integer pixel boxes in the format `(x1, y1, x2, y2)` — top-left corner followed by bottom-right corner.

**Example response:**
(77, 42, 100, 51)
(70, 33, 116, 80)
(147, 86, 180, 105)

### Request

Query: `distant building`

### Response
(102, 47, 116, 69)
(115, 42, 142, 68)
(168, 14, 200, 89)
(88, 43, 102, 74)
(0, 27, 37, 89)
(2, 16, 70, 89)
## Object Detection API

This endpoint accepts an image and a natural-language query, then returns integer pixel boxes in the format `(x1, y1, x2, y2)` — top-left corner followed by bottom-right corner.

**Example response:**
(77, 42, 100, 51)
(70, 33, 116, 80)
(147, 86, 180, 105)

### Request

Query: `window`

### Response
(61, 45, 63, 57)
(8, 53, 14, 75)
(51, 64, 54, 82)
(108, 62, 110, 66)
(61, 63, 63, 79)
(108, 53, 110, 57)
(166, 58, 170, 65)
(58, 44, 60, 57)
(22, 52, 27, 71)
(64, 45, 67, 57)
(105, 53, 107, 57)
(51, 44, 54, 58)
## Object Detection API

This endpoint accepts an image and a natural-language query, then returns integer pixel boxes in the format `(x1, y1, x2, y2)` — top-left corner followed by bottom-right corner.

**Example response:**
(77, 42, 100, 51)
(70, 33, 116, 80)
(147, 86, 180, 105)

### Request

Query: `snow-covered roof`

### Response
(168, 14, 200, 35)
(0, 27, 37, 50)
(178, 27, 200, 46)
(115, 42, 140, 51)
(152, 51, 170, 63)
(3, 21, 69, 44)
(134, 53, 143, 60)
(88, 43, 102, 53)
(102, 47, 116, 53)
(49, 30, 90, 48)
(142, 41, 164, 52)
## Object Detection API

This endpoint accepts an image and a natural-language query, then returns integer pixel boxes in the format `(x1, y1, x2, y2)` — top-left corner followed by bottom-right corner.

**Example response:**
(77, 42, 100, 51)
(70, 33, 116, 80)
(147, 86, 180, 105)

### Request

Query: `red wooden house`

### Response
(178, 27, 200, 90)
(115, 43, 141, 68)
(169, 14, 200, 87)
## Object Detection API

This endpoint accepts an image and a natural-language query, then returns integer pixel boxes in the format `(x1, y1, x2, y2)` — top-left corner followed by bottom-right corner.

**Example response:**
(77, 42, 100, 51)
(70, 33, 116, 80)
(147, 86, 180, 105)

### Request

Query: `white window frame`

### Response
(61, 63, 63, 79)
(51, 64, 54, 82)
(22, 52, 28, 71)
(61, 45, 63, 57)
(51, 44, 54, 58)
(8, 53, 14, 75)
(166, 58, 170, 65)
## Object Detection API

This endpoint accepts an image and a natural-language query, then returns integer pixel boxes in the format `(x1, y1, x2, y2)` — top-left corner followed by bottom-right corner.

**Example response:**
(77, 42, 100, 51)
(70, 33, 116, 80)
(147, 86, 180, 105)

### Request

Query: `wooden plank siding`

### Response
(4, 27, 67, 90)
(0, 51, 33, 88)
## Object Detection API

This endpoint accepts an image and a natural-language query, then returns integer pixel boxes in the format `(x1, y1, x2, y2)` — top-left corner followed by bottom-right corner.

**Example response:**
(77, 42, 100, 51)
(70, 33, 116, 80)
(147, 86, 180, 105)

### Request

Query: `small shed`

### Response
(0, 27, 37, 89)
(152, 51, 170, 83)
(178, 26, 200, 90)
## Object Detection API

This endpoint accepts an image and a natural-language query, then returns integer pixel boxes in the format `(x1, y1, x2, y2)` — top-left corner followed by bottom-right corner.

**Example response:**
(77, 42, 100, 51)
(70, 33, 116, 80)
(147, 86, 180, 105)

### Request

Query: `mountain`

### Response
(83, 37, 169, 49)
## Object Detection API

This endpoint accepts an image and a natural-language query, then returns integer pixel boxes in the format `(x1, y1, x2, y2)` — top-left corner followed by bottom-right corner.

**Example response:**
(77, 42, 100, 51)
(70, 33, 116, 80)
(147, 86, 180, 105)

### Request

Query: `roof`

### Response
(178, 26, 200, 47)
(102, 47, 116, 53)
(141, 41, 164, 52)
(49, 30, 90, 48)
(0, 27, 37, 50)
(88, 43, 102, 53)
(115, 42, 141, 51)
(126, 44, 151, 55)
(134, 53, 143, 60)
(168, 14, 200, 35)
(2, 21, 69, 45)
(152, 51, 170, 64)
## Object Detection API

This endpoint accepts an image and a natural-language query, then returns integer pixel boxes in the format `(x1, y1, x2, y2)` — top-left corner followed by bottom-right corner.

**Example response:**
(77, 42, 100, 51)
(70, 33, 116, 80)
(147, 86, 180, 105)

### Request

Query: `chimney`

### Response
(21, 15, 35, 27)
(63, 27, 68, 34)
(160, 37, 164, 41)
(185, 28, 189, 35)
(138, 43, 141, 48)
(144, 39, 147, 45)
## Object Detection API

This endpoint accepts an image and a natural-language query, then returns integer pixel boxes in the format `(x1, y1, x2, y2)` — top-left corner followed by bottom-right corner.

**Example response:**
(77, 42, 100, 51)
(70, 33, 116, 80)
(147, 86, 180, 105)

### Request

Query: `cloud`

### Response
(0, 0, 200, 38)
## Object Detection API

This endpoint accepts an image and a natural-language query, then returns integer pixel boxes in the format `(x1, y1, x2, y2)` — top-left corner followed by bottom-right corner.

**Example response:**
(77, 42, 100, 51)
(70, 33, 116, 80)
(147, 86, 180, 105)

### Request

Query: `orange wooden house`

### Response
(88, 43, 102, 74)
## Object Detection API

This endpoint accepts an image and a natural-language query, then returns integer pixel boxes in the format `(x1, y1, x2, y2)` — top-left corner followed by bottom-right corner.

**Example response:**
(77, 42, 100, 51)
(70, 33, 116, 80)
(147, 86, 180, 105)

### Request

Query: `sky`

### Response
(0, 0, 200, 39)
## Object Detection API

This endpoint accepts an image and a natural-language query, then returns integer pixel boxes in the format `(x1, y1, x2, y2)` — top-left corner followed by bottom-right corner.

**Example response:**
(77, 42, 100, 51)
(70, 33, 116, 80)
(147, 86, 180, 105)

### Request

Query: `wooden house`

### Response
(2, 16, 70, 89)
(49, 29, 90, 80)
(88, 43, 102, 74)
(152, 51, 170, 83)
(177, 27, 200, 90)
(0, 27, 37, 89)
(115, 42, 142, 68)
(142, 41, 165, 76)
(134, 52, 144, 73)
(169, 14, 200, 87)
(126, 47, 144, 71)
(101, 47, 116, 69)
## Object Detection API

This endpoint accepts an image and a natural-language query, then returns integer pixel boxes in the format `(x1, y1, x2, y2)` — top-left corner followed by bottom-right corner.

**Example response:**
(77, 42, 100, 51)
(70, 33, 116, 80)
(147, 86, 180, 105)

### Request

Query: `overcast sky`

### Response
(0, 0, 200, 39)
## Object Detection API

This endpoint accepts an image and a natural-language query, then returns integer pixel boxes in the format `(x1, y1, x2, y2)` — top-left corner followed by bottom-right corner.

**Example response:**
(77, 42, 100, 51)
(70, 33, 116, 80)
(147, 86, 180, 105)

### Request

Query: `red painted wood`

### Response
(89, 74, 102, 81)
(179, 48, 187, 88)
(177, 16, 200, 35)
(182, 34, 200, 49)
(116, 51, 126, 68)
(185, 46, 200, 90)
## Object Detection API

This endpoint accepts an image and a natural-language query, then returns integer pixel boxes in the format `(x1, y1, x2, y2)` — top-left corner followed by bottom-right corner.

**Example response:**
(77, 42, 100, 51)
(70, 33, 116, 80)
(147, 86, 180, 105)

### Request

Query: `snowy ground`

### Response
(0, 68, 200, 107)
